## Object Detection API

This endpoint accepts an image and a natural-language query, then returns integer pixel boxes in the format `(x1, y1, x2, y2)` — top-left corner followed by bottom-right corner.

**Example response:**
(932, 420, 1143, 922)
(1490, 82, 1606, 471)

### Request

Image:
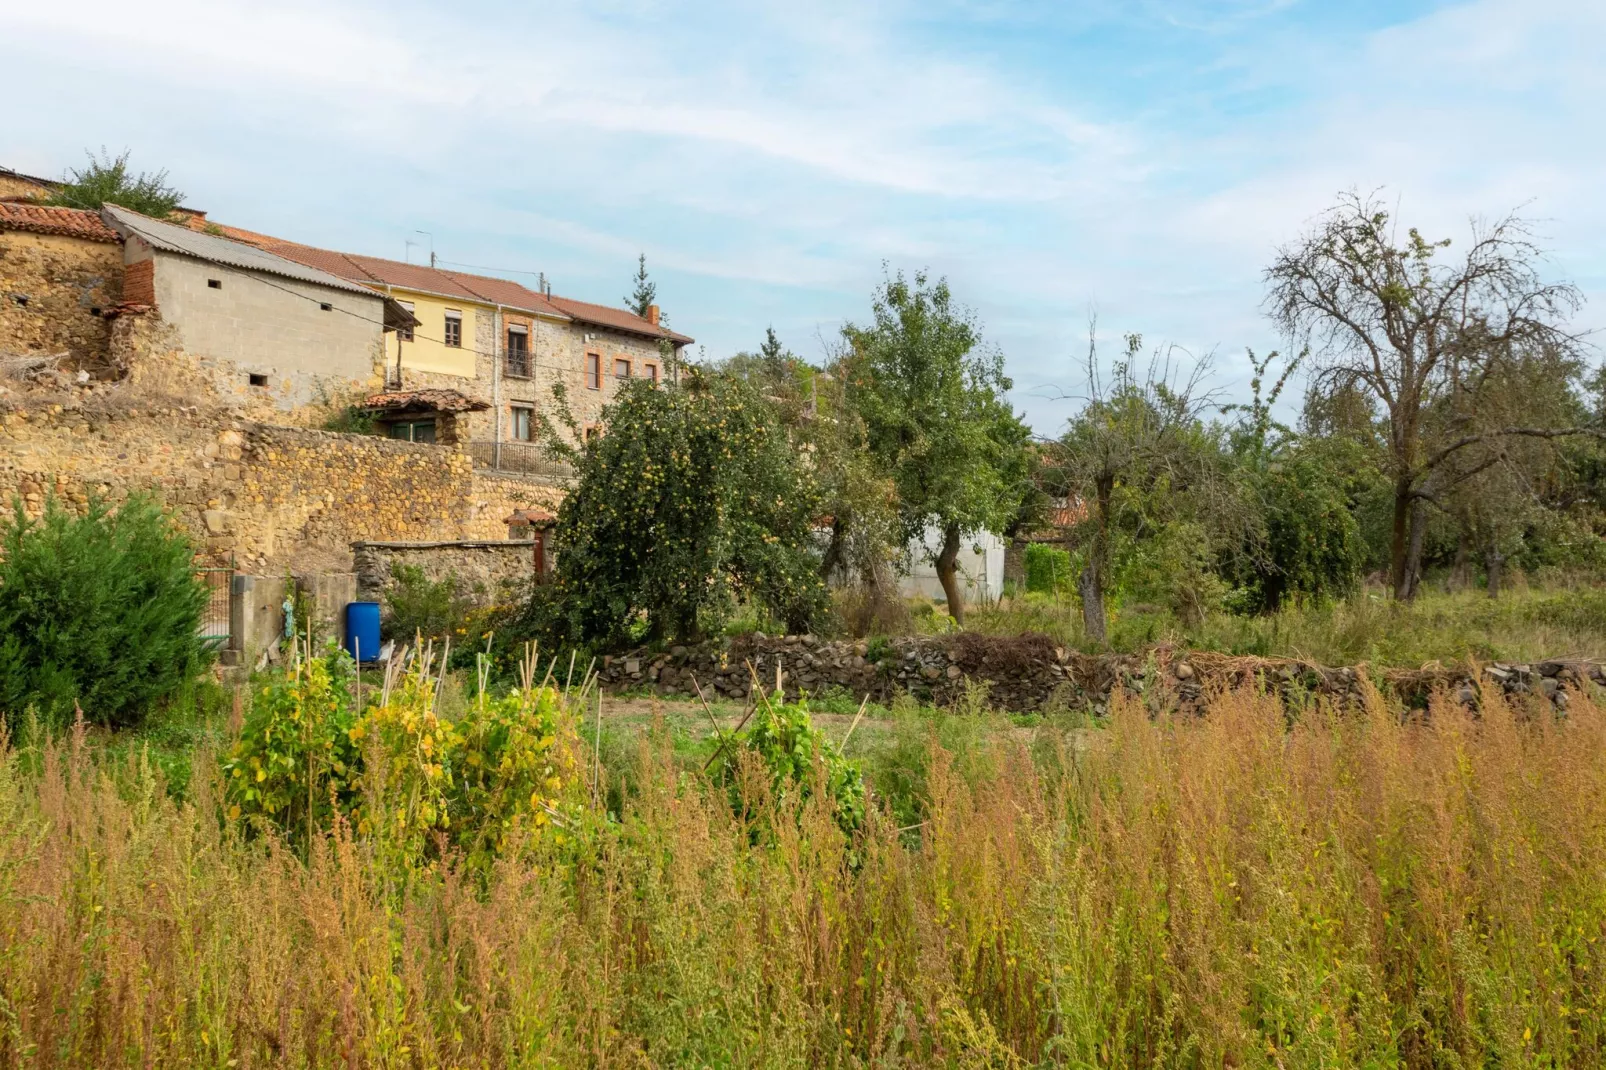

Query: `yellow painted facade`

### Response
(382, 289, 484, 378)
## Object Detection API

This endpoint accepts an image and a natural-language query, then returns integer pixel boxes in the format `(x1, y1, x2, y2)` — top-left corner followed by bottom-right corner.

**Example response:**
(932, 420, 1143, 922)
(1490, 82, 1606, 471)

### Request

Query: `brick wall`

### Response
(0, 230, 122, 371)
(122, 258, 154, 305)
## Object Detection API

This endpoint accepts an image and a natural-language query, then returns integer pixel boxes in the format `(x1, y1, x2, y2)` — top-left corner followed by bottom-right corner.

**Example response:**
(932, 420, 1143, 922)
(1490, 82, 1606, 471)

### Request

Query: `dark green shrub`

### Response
(0, 495, 213, 727)
(383, 564, 478, 642)
(1023, 543, 1073, 595)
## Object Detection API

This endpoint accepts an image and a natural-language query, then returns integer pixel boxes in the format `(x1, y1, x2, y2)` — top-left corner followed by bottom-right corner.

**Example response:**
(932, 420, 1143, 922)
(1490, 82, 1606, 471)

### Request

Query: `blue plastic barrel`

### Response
(345, 601, 381, 663)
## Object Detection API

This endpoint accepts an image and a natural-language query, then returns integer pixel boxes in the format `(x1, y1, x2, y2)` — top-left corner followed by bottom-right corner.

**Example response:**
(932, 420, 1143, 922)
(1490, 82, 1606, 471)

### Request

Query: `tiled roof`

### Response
(441, 271, 567, 319)
(0, 203, 119, 243)
(103, 205, 383, 298)
(364, 389, 489, 414)
(185, 213, 693, 344)
(547, 294, 693, 344)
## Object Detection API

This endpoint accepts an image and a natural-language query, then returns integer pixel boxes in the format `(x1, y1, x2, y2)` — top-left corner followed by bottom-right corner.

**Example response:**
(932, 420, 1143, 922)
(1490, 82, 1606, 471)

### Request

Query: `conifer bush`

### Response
(0, 495, 212, 727)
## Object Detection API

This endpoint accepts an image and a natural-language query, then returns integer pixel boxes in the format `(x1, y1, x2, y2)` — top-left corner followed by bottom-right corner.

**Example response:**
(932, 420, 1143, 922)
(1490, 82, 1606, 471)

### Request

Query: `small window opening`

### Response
(613, 357, 631, 380)
(207, 279, 222, 289)
(320, 301, 332, 311)
(89, 306, 101, 316)
(248, 373, 268, 388)
(11, 294, 29, 307)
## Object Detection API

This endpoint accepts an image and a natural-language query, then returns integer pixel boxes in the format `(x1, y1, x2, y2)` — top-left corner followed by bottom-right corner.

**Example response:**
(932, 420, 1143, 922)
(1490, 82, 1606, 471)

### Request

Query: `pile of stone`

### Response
(593, 633, 1605, 715)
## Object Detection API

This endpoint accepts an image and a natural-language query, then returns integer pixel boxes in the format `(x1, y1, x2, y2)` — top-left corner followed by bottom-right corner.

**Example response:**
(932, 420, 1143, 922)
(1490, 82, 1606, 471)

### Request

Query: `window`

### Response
(511, 405, 534, 441)
(389, 419, 436, 444)
(248, 373, 268, 388)
(613, 357, 631, 381)
(397, 300, 415, 342)
(506, 326, 530, 377)
(585, 352, 601, 390)
(583, 424, 601, 443)
(207, 279, 222, 289)
(643, 362, 659, 384)
(444, 310, 462, 348)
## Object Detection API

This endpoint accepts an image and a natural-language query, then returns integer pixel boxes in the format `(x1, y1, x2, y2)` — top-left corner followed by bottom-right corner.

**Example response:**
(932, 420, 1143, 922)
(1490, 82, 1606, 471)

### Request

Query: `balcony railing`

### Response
(504, 350, 532, 379)
(468, 440, 573, 482)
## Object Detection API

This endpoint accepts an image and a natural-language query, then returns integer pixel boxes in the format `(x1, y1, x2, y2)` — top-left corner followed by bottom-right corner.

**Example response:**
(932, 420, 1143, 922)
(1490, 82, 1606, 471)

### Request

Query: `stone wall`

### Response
(597, 633, 1606, 715)
(0, 385, 556, 571)
(352, 540, 542, 611)
(0, 230, 121, 370)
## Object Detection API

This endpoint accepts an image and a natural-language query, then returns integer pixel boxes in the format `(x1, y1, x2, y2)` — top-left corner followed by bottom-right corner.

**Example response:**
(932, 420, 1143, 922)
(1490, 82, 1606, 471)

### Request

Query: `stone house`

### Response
(175, 221, 693, 471)
(101, 206, 417, 413)
(0, 203, 123, 371)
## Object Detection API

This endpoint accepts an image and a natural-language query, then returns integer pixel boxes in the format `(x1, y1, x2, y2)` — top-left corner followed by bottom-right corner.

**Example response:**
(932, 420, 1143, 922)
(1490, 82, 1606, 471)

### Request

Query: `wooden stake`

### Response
(592, 686, 603, 810)
(841, 694, 870, 750)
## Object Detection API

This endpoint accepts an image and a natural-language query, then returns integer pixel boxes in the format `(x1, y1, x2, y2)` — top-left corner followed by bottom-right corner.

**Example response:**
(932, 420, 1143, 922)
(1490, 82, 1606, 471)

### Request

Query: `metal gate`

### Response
(198, 565, 234, 646)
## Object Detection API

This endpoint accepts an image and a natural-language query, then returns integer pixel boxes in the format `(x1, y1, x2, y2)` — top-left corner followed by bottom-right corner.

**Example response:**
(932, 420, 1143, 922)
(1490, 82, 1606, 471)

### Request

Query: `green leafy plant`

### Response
(321, 405, 380, 435)
(1023, 543, 1073, 596)
(0, 495, 213, 728)
(45, 147, 185, 218)
(715, 690, 865, 839)
(224, 646, 579, 874)
(384, 564, 478, 642)
(222, 644, 359, 839)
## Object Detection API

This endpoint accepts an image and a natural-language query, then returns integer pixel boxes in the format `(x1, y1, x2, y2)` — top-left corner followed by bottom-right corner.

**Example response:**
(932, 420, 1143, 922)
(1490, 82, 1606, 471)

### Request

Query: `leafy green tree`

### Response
(623, 253, 657, 319)
(0, 495, 212, 727)
(537, 375, 826, 646)
(45, 148, 185, 218)
(841, 270, 1033, 625)
(1265, 191, 1598, 599)
(1052, 333, 1244, 642)
(1226, 350, 1367, 612)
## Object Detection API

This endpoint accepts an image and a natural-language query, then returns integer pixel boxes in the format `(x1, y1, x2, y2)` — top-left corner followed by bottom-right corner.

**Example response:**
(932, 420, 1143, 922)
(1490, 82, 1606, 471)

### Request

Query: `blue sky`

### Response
(5, 0, 1603, 432)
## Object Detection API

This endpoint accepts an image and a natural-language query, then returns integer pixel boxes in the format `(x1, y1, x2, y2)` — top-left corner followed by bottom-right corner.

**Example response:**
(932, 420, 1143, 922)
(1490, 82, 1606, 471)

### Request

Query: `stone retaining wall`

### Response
(0, 391, 554, 571)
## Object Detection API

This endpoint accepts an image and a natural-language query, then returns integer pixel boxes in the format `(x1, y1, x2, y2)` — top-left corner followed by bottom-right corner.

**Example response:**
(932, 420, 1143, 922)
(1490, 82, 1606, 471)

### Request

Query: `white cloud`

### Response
(3, 0, 1601, 435)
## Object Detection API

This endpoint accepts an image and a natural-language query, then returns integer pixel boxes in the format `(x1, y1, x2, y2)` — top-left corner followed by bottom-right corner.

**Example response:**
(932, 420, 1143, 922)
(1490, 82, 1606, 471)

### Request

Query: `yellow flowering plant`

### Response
(222, 643, 360, 841)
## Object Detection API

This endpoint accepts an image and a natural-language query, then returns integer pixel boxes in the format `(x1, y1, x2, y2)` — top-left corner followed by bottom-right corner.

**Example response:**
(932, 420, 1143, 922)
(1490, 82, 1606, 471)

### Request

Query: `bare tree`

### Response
(1051, 330, 1236, 644)
(1266, 190, 1596, 598)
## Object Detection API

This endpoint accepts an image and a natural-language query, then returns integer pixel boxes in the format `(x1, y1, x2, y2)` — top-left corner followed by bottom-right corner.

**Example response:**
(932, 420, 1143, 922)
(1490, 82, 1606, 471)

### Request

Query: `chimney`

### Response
(646, 304, 660, 326)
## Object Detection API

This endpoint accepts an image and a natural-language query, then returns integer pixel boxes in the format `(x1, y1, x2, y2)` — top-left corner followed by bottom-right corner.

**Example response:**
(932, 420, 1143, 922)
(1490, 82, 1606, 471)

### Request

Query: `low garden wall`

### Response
(596, 633, 1606, 714)
(352, 540, 539, 608)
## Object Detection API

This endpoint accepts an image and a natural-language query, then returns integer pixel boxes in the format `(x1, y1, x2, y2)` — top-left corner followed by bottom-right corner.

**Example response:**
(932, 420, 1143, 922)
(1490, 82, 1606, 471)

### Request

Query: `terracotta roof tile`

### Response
(176, 215, 693, 343)
(364, 389, 489, 414)
(0, 203, 119, 243)
(547, 295, 693, 344)
(440, 271, 567, 318)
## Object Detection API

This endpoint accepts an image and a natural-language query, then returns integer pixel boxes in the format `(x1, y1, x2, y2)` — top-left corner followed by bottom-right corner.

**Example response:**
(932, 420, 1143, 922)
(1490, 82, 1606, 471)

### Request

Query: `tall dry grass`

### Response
(1, 682, 1604, 1067)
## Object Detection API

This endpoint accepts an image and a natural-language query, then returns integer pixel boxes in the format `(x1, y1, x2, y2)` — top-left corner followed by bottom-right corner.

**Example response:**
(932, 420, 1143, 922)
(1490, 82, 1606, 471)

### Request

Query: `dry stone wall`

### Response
(597, 633, 1606, 715)
(352, 540, 541, 609)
